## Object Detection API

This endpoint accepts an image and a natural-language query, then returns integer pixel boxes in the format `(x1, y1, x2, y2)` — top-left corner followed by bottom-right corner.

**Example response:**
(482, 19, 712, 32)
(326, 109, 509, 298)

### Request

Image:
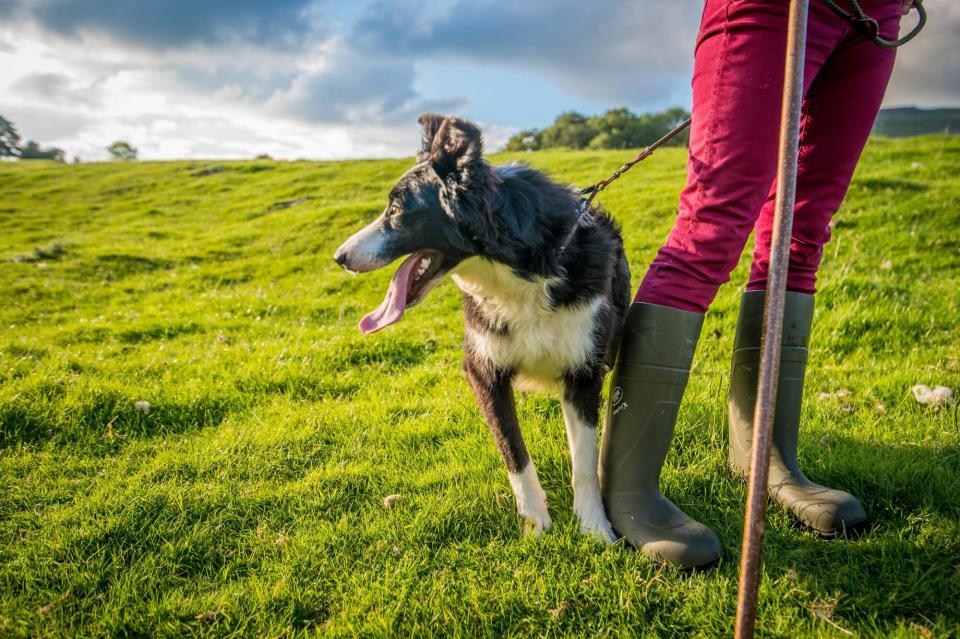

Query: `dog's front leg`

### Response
(464, 358, 551, 536)
(562, 372, 616, 544)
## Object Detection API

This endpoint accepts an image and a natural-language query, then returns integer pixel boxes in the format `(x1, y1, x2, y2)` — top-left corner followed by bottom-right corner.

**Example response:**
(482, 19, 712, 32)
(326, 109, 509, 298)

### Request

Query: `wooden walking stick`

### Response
(733, 1, 809, 637)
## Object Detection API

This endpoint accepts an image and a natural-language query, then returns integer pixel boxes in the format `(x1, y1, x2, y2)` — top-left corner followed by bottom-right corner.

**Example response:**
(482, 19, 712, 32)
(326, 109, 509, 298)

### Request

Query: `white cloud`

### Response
(0, 25, 438, 160)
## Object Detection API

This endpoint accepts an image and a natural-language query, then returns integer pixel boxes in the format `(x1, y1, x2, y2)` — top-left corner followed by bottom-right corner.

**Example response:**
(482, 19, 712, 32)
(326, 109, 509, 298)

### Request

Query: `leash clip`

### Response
(558, 195, 594, 254)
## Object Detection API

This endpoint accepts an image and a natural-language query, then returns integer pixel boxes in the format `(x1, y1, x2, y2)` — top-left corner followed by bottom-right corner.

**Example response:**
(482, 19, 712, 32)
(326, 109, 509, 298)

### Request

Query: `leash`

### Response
(559, 117, 691, 252)
(577, 117, 692, 211)
(818, 0, 925, 48)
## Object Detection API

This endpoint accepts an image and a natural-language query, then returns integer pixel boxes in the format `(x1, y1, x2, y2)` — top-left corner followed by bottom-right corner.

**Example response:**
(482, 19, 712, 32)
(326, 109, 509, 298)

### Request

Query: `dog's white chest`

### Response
(451, 258, 602, 391)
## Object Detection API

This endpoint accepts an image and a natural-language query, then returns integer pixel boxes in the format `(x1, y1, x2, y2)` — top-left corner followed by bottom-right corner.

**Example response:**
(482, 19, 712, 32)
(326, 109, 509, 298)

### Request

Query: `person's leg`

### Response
(747, 1, 901, 293)
(635, 0, 845, 313)
(602, 0, 845, 567)
(730, 1, 901, 536)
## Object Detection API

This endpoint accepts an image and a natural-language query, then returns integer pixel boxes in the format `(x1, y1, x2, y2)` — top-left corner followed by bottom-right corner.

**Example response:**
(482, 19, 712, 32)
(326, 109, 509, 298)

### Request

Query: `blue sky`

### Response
(0, 0, 955, 160)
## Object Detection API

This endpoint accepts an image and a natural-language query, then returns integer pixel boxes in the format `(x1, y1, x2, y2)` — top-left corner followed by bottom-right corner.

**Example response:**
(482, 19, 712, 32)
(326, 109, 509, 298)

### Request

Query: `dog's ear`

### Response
(417, 113, 445, 160)
(417, 113, 483, 177)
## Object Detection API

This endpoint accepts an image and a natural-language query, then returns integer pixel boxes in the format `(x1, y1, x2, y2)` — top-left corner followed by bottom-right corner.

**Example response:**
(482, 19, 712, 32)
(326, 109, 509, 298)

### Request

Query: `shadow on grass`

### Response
(117, 322, 205, 344)
(329, 338, 437, 370)
(854, 177, 929, 193)
(705, 431, 960, 629)
(525, 421, 960, 628)
(798, 432, 960, 521)
(59, 321, 206, 345)
(234, 373, 361, 402)
(0, 387, 236, 451)
(83, 253, 176, 280)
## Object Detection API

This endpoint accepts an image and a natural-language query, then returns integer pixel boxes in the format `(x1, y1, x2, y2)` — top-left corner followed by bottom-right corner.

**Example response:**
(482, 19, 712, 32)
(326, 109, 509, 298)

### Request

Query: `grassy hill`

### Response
(873, 107, 960, 137)
(1, 137, 958, 637)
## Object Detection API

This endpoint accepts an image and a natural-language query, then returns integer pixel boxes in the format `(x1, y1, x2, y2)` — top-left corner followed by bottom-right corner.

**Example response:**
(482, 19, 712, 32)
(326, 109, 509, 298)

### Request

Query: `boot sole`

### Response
(649, 554, 723, 573)
(615, 532, 724, 572)
(808, 517, 871, 540)
(728, 462, 871, 540)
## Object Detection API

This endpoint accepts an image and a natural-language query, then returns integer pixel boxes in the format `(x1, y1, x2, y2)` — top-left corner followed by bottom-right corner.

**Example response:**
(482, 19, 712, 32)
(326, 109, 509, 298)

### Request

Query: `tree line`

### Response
(505, 107, 691, 152)
(2, 108, 697, 161)
(0, 114, 137, 162)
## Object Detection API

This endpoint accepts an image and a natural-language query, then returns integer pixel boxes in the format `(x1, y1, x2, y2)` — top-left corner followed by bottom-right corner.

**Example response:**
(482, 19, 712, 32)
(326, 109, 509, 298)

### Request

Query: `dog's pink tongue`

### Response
(359, 254, 421, 334)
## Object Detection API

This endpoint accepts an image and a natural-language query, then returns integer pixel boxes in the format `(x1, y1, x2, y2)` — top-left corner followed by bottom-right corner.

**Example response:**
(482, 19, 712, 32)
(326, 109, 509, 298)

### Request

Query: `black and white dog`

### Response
(334, 114, 630, 542)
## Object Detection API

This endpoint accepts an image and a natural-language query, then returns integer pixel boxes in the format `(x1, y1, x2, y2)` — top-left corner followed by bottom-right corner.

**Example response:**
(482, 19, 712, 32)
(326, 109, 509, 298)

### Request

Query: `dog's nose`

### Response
(333, 249, 348, 269)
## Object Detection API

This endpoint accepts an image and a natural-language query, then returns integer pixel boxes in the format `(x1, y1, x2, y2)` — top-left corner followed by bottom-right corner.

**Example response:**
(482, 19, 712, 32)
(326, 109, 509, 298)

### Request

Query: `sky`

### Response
(1, 0, 957, 161)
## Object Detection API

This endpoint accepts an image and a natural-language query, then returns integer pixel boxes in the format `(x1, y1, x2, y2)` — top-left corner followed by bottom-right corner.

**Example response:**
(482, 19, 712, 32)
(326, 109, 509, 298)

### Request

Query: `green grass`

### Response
(1, 137, 958, 638)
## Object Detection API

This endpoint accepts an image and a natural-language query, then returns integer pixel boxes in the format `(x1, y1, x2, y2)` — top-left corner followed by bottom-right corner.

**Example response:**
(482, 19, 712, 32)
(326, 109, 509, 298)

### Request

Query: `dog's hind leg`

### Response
(562, 371, 616, 544)
(464, 358, 551, 536)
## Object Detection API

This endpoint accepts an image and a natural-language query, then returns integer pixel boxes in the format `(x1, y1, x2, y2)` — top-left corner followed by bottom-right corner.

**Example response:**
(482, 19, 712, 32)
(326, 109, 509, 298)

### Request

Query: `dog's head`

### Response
(334, 114, 498, 333)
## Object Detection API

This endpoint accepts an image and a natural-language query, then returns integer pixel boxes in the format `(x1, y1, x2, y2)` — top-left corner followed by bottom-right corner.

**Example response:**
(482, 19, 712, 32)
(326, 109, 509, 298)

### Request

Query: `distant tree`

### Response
(588, 107, 647, 149)
(19, 140, 66, 162)
(255, 153, 273, 160)
(643, 107, 690, 146)
(0, 115, 21, 158)
(538, 111, 596, 149)
(108, 140, 138, 161)
(505, 107, 692, 152)
(504, 129, 541, 152)
(661, 106, 691, 128)
(592, 107, 691, 149)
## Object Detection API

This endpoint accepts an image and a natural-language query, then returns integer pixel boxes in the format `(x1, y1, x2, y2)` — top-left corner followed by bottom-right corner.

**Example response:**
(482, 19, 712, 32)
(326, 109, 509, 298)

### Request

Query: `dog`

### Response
(334, 114, 630, 542)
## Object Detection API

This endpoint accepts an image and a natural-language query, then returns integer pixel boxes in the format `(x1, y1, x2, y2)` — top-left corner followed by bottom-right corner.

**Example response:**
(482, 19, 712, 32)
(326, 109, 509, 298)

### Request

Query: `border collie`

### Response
(334, 114, 630, 542)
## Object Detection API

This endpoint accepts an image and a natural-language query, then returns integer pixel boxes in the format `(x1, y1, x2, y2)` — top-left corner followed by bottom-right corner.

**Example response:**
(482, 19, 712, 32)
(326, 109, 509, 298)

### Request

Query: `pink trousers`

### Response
(636, 0, 902, 312)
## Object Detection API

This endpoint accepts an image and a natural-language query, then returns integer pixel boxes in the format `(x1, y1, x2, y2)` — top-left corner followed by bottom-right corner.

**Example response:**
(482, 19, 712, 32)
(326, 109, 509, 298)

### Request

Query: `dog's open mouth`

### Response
(359, 251, 444, 333)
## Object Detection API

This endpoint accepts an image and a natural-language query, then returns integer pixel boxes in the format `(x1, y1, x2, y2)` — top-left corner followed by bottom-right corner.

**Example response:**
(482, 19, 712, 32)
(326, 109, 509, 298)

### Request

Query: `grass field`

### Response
(1, 136, 958, 638)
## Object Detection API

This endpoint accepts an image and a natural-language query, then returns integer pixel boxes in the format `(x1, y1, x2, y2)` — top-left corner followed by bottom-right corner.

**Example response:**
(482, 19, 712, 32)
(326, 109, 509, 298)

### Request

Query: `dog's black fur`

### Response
(335, 114, 630, 538)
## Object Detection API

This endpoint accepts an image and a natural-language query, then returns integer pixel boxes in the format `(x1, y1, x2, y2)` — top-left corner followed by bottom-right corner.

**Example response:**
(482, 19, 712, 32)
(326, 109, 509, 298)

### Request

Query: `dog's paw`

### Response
(579, 518, 616, 544)
(520, 509, 553, 537)
(576, 506, 616, 544)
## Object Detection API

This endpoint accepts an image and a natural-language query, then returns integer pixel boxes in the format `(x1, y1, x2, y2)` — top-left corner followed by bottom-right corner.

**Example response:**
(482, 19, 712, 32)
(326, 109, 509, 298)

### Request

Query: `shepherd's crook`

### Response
(734, 1, 809, 637)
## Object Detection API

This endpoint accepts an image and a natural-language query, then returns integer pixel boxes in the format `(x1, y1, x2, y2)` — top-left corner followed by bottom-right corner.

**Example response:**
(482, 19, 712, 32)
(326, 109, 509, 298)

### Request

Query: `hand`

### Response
(900, 0, 914, 16)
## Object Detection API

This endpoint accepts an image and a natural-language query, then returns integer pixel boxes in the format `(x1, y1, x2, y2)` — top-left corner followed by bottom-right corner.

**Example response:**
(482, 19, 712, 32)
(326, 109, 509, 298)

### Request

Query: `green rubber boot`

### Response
(728, 291, 868, 537)
(600, 303, 722, 569)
